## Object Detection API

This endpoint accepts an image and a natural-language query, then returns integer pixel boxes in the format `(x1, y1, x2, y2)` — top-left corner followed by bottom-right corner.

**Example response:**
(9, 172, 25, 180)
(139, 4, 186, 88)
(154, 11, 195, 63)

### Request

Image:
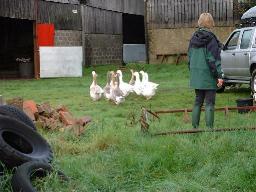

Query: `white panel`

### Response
(40, 47, 82, 78)
(123, 44, 146, 63)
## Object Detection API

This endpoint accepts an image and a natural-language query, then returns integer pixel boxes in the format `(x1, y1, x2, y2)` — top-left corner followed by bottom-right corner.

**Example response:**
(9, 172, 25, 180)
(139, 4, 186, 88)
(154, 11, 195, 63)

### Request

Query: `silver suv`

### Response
(220, 26, 256, 92)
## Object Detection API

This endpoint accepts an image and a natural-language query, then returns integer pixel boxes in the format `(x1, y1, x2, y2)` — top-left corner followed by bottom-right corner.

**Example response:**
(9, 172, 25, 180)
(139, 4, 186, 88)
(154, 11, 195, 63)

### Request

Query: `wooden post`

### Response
(34, 22, 40, 79)
(81, 5, 86, 67)
(141, 108, 149, 132)
(144, 0, 150, 64)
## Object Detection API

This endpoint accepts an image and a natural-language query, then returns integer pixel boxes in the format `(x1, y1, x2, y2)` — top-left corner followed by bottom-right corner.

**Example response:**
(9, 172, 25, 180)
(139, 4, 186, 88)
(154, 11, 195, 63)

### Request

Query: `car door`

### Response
(234, 28, 254, 78)
(221, 30, 241, 77)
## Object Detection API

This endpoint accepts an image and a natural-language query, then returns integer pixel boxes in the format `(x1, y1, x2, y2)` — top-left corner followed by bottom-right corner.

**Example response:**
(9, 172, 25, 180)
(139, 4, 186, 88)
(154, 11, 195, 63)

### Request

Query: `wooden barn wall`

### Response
(0, 0, 36, 20)
(85, 0, 144, 15)
(44, 0, 79, 4)
(147, 0, 234, 29)
(123, 0, 144, 15)
(82, 6, 122, 34)
(38, 0, 82, 30)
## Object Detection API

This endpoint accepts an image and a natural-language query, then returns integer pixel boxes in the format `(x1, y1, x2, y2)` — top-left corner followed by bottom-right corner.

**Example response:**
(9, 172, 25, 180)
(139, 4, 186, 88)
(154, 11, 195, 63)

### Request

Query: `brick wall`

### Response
(54, 30, 82, 46)
(84, 34, 122, 66)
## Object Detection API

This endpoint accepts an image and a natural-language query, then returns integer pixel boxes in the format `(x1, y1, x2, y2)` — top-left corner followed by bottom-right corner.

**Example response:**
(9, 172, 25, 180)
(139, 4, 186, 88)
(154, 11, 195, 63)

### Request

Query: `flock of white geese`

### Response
(90, 69, 159, 104)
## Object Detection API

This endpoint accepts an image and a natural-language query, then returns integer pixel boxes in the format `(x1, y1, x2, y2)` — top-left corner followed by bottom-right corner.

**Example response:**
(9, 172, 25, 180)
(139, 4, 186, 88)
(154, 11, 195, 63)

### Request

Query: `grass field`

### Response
(1, 63, 256, 191)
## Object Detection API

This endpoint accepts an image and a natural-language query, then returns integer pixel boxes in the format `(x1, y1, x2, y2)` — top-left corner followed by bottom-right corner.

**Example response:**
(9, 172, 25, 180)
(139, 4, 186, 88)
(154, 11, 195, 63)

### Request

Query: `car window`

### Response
(225, 31, 240, 50)
(240, 29, 253, 49)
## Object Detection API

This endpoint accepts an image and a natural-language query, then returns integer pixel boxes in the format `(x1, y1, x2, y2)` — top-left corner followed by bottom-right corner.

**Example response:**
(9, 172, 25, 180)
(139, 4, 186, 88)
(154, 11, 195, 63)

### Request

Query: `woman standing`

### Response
(188, 13, 224, 128)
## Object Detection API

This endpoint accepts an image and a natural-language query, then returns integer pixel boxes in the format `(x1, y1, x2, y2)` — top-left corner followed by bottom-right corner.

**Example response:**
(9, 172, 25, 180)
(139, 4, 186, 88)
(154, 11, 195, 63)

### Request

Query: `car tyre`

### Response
(0, 115, 53, 168)
(0, 105, 36, 130)
(250, 69, 256, 93)
(11, 161, 68, 192)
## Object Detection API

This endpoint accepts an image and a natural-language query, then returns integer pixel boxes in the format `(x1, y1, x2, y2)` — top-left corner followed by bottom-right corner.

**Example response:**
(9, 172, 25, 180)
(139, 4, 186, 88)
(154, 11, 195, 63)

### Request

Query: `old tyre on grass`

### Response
(11, 161, 68, 192)
(250, 69, 256, 93)
(0, 105, 36, 130)
(0, 115, 53, 168)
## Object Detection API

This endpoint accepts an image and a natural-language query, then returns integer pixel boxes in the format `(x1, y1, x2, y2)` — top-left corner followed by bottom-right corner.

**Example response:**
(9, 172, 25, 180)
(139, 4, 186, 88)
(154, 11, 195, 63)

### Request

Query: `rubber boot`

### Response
(205, 105, 214, 128)
(192, 105, 201, 128)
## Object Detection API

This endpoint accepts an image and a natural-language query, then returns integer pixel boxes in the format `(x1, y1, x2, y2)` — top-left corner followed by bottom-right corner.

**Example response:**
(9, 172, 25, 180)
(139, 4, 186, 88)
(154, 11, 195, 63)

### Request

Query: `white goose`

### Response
(110, 72, 125, 105)
(129, 69, 136, 86)
(116, 70, 133, 97)
(139, 70, 147, 87)
(133, 71, 143, 95)
(139, 71, 159, 100)
(103, 71, 112, 100)
(140, 71, 159, 89)
(144, 72, 159, 89)
(90, 71, 104, 101)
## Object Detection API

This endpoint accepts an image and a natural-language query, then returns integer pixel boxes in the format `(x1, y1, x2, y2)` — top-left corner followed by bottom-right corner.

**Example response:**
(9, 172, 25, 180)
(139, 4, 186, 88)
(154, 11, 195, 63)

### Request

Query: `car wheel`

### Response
(0, 163, 3, 177)
(0, 115, 53, 168)
(0, 105, 36, 130)
(251, 69, 256, 93)
(11, 161, 68, 192)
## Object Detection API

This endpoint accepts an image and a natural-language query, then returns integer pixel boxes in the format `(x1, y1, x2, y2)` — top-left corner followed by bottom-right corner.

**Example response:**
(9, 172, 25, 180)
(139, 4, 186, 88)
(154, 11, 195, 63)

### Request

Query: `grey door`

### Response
(221, 31, 241, 77)
(235, 29, 253, 77)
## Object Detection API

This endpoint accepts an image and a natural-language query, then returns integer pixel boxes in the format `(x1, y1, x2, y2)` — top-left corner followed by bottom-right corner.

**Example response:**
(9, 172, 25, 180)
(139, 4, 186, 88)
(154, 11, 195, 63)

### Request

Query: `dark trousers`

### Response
(194, 89, 216, 107)
(192, 89, 216, 128)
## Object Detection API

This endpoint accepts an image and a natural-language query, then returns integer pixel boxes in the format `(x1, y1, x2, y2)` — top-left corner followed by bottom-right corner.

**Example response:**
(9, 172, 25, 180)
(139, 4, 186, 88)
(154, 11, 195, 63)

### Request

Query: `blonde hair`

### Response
(198, 13, 215, 29)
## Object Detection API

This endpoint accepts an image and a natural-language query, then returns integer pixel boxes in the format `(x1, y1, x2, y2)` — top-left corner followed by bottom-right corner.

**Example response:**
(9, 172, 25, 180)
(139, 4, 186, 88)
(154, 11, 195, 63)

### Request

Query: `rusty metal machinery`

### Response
(140, 106, 256, 135)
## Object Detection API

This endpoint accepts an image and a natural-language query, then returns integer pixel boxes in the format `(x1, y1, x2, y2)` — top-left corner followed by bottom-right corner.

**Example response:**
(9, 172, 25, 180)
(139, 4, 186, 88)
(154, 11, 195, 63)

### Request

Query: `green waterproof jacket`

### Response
(188, 28, 223, 89)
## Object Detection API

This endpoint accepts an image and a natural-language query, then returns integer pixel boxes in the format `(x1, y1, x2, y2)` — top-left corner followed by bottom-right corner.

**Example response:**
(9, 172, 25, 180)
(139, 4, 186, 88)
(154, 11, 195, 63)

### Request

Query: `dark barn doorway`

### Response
(0, 17, 34, 79)
(122, 14, 145, 44)
(122, 14, 146, 63)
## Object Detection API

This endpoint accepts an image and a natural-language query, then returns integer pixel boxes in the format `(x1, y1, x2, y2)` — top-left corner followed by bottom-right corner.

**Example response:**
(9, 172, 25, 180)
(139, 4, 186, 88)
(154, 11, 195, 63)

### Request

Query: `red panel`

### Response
(36, 24, 54, 46)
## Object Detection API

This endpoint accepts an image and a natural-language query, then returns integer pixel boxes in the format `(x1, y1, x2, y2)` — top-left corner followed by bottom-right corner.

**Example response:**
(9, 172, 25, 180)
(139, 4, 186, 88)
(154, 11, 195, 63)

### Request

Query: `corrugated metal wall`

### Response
(44, 0, 79, 4)
(82, 5, 122, 34)
(85, 0, 144, 15)
(0, 0, 144, 32)
(38, 0, 82, 30)
(123, 0, 144, 15)
(0, 0, 36, 20)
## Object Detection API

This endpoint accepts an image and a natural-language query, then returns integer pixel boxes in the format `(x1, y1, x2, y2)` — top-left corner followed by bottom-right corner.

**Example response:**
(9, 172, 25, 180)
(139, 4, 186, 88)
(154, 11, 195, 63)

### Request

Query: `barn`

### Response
(0, 0, 145, 79)
(2, 0, 254, 79)
(145, 0, 255, 64)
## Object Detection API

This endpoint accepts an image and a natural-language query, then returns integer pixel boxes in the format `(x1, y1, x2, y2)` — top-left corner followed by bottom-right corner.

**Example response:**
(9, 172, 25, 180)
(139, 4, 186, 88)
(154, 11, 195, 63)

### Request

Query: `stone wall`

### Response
(148, 26, 235, 64)
(84, 34, 122, 66)
(54, 30, 82, 46)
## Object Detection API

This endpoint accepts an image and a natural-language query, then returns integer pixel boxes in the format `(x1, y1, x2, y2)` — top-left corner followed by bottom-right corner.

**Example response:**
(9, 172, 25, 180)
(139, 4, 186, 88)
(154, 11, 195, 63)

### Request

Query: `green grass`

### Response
(1, 63, 256, 191)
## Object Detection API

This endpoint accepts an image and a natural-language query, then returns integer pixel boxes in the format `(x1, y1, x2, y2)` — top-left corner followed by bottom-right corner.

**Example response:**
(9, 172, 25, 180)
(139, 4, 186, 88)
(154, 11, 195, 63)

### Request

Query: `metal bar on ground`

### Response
(153, 127, 256, 136)
(154, 106, 256, 114)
